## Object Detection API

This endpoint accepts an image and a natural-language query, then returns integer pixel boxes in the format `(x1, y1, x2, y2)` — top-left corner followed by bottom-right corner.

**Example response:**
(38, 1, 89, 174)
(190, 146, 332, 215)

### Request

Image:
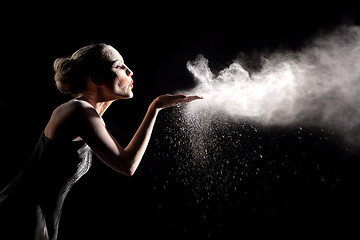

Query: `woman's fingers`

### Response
(183, 95, 203, 102)
(172, 95, 203, 106)
(153, 94, 203, 110)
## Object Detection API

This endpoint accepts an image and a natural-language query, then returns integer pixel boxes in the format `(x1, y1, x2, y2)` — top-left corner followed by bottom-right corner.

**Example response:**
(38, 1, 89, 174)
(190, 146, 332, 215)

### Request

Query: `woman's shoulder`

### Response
(57, 99, 104, 127)
(48, 99, 98, 127)
(45, 99, 99, 140)
(54, 99, 94, 116)
(71, 98, 94, 108)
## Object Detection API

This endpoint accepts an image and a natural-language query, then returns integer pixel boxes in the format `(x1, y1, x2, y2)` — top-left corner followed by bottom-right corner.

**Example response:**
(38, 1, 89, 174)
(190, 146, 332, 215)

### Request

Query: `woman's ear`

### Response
(90, 75, 104, 86)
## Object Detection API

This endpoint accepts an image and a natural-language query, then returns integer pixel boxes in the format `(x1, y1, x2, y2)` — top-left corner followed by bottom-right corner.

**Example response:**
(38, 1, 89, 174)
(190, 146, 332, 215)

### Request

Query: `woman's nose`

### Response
(127, 69, 133, 76)
(125, 66, 133, 77)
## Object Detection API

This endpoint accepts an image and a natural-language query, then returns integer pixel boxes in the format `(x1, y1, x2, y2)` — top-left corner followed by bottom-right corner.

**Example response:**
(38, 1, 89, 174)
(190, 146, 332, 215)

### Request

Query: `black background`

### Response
(1, 1, 360, 239)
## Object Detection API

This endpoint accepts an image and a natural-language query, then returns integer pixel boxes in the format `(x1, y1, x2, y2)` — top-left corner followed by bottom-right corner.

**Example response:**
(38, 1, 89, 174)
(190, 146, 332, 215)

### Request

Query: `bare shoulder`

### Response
(44, 99, 98, 140)
(60, 98, 92, 111)
(53, 99, 95, 117)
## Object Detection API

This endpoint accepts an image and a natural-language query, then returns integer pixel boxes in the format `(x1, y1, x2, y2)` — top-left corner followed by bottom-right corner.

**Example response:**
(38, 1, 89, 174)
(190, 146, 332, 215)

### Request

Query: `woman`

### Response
(0, 43, 202, 240)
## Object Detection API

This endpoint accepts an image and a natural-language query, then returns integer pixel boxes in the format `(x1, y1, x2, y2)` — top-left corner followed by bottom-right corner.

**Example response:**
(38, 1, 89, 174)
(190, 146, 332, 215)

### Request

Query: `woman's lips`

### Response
(130, 80, 134, 88)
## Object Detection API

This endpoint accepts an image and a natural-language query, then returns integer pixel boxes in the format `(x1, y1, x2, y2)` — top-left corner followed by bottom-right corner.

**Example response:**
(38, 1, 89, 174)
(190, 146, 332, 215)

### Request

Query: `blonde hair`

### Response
(53, 43, 113, 97)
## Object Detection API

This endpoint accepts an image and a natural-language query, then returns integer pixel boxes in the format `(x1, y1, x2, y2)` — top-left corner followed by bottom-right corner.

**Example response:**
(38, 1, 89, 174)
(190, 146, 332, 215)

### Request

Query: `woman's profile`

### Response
(0, 43, 202, 240)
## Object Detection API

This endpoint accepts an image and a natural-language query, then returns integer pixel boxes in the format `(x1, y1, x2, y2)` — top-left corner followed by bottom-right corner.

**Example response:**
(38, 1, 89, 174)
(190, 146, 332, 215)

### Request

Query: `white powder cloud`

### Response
(183, 25, 360, 145)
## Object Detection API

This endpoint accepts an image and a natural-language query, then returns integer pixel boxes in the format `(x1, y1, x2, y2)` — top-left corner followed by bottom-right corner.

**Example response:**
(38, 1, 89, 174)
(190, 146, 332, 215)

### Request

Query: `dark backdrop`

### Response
(1, 1, 360, 239)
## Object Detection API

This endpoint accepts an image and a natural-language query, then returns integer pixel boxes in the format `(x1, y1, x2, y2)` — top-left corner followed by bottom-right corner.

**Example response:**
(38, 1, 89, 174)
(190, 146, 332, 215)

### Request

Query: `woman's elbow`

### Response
(105, 161, 136, 176)
(128, 165, 139, 176)
(119, 164, 138, 177)
(123, 168, 136, 177)
(105, 155, 138, 176)
(115, 167, 135, 177)
(121, 171, 133, 177)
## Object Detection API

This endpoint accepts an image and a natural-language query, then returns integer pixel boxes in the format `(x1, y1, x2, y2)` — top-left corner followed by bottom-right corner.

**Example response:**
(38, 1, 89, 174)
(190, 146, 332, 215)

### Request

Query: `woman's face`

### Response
(103, 46, 134, 100)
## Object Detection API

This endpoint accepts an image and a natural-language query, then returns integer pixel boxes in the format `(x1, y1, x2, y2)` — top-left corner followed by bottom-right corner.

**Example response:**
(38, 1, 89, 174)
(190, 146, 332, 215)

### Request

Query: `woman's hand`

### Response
(151, 94, 203, 110)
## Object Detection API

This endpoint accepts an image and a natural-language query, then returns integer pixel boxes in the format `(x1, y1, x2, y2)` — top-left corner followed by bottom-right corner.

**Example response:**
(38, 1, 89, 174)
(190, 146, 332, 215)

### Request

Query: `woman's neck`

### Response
(76, 95, 114, 117)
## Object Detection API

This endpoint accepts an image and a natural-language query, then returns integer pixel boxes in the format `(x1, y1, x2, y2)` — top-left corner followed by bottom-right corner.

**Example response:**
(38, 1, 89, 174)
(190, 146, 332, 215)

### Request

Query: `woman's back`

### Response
(45, 99, 98, 142)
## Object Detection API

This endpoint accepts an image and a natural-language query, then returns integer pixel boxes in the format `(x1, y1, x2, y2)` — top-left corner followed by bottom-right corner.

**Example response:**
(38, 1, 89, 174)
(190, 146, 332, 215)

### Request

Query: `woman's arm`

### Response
(78, 94, 202, 176)
(123, 101, 159, 175)
(124, 94, 203, 174)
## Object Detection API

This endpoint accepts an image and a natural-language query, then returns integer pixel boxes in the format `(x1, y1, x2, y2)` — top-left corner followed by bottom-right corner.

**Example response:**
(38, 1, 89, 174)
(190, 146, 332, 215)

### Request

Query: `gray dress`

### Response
(0, 132, 93, 240)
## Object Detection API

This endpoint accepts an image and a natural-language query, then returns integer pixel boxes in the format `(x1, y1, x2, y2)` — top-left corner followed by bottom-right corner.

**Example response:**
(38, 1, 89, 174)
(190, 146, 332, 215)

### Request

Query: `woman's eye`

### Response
(114, 64, 132, 76)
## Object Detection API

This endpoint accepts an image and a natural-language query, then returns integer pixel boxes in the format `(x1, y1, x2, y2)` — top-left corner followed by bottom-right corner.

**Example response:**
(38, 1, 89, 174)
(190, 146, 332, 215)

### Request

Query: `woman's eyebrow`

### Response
(111, 60, 123, 66)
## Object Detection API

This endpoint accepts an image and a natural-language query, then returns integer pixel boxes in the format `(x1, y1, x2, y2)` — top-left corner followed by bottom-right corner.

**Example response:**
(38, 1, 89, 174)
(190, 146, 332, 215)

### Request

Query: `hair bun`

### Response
(52, 43, 112, 97)
(53, 57, 79, 95)
(53, 57, 74, 76)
